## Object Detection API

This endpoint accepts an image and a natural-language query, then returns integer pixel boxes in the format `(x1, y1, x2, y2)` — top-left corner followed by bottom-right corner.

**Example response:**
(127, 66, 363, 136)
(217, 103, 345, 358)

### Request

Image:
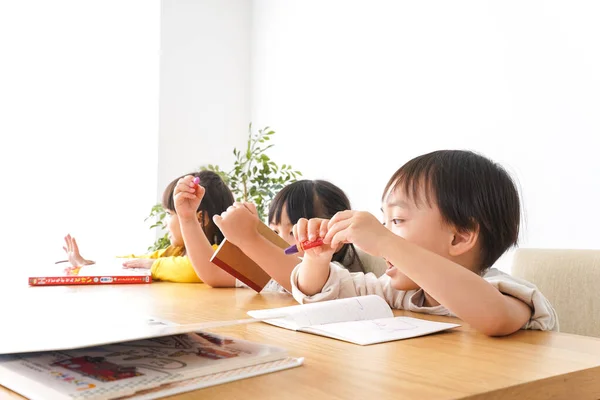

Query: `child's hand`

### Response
(325, 211, 392, 257)
(293, 218, 335, 296)
(213, 202, 260, 247)
(174, 175, 205, 222)
(123, 259, 154, 269)
(63, 234, 94, 267)
(293, 218, 336, 261)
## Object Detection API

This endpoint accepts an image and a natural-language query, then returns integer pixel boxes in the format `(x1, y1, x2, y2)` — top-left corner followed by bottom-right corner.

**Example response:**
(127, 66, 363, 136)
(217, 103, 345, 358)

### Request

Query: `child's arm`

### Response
(213, 202, 300, 292)
(120, 250, 163, 269)
(290, 260, 408, 308)
(174, 176, 235, 287)
(326, 211, 532, 337)
(291, 218, 336, 295)
(120, 245, 203, 282)
(122, 259, 155, 269)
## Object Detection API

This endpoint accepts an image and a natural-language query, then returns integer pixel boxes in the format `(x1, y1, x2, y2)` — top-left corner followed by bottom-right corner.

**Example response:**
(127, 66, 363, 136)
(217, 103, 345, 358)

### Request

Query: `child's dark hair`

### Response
(383, 150, 520, 271)
(162, 170, 234, 245)
(268, 180, 364, 271)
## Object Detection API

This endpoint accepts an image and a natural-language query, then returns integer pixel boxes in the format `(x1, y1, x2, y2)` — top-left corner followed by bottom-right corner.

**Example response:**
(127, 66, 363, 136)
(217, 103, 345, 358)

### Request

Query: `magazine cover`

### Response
(0, 332, 299, 400)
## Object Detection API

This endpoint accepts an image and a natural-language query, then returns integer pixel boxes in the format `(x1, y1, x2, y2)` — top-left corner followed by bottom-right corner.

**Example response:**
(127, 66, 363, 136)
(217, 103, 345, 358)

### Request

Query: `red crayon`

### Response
(284, 238, 324, 255)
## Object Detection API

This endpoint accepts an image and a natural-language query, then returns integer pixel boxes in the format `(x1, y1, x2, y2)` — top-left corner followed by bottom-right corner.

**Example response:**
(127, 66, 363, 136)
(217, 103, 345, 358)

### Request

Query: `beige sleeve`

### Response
(484, 269, 559, 331)
(290, 262, 409, 309)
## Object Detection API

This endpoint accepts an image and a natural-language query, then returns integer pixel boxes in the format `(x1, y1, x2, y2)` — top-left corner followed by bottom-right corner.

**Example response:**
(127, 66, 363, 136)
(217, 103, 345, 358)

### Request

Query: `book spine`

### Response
(28, 275, 152, 286)
(210, 257, 264, 293)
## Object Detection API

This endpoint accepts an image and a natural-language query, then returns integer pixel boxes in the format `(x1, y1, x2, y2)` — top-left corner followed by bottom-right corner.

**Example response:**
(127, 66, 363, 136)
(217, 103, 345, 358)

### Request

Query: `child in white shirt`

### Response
(291, 150, 558, 336)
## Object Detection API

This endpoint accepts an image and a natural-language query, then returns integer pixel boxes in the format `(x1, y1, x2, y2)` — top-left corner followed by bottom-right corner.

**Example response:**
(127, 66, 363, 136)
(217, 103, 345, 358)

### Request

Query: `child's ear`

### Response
(448, 223, 479, 257)
(196, 211, 205, 225)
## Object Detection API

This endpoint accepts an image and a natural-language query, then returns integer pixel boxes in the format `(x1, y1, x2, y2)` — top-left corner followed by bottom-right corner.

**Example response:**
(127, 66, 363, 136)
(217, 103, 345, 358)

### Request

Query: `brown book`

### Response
(210, 221, 290, 292)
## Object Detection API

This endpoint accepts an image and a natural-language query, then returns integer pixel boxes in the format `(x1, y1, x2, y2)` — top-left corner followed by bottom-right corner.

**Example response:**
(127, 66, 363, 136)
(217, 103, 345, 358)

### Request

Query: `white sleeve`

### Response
(485, 269, 559, 331)
(290, 262, 409, 309)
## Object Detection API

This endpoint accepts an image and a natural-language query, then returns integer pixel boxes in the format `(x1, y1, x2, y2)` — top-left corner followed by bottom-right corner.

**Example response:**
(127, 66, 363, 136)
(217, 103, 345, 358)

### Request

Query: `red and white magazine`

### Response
(29, 259, 152, 286)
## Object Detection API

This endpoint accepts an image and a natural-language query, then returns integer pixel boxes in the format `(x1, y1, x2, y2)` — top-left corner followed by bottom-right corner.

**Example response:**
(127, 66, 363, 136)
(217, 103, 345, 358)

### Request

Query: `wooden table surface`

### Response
(2, 282, 600, 399)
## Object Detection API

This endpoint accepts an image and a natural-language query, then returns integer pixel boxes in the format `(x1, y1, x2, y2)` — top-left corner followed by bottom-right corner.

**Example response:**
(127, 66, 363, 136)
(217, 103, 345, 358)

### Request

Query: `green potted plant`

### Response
(146, 124, 302, 251)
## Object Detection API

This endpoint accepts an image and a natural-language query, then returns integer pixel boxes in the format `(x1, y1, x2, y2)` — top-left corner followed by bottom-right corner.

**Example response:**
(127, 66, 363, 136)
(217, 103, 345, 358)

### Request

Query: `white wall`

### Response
(158, 0, 251, 196)
(4, 0, 597, 285)
(251, 0, 600, 270)
(0, 0, 252, 286)
(0, 1, 160, 284)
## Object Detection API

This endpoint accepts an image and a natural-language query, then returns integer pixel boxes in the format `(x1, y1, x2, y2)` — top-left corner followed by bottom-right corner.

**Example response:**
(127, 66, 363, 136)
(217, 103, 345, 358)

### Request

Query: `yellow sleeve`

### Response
(149, 244, 218, 283)
(150, 256, 202, 283)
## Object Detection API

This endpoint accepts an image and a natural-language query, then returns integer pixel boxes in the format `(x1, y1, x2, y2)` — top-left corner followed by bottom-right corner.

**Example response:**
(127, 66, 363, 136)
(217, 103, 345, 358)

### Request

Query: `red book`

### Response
(210, 221, 290, 292)
(29, 259, 152, 286)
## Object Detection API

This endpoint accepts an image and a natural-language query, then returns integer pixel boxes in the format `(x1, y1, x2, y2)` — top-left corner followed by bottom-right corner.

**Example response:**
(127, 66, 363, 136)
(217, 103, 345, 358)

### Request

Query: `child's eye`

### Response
(391, 219, 405, 225)
(273, 230, 279, 235)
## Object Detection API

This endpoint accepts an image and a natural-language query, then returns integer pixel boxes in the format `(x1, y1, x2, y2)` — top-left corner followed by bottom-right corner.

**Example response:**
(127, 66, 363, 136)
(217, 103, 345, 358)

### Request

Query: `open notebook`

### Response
(248, 295, 460, 345)
(0, 331, 302, 400)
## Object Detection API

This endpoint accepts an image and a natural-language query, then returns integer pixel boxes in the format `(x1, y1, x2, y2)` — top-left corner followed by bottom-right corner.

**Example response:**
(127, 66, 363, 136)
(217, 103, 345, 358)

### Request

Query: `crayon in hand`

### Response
(284, 238, 324, 255)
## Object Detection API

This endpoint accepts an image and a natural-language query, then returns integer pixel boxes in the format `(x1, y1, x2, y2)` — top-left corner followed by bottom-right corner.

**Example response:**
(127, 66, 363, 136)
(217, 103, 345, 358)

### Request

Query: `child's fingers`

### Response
(213, 214, 224, 228)
(307, 218, 322, 241)
(176, 192, 197, 201)
(72, 237, 80, 255)
(196, 184, 205, 200)
(244, 202, 257, 214)
(330, 230, 350, 249)
(295, 218, 308, 242)
(328, 210, 354, 230)
(174, 183, 191, 195)
(319, 219, 329, 238)
(324, 219, 353, 245)
(236, 202, 253, 214)
(176, 177, 195, 194)
(66, 234, 73, 252)
(231, 202, 247, 213)
(182, 175, 195, 185)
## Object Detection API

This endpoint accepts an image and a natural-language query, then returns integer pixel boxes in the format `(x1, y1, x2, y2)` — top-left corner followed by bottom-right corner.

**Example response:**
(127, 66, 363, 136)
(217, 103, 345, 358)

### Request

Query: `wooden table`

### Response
(2, 282, 600, 399)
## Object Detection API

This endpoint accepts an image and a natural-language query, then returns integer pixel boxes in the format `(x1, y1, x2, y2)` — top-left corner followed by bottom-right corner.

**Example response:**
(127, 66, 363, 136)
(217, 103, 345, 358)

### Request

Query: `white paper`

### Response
(248, 296, 460, 345)
(303, 317, 461, 345)
(247, 295, 394, 330)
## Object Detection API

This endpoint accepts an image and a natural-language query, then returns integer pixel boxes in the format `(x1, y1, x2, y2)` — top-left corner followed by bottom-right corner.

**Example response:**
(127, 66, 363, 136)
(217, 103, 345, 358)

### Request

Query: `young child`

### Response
(175, 179, 387, 291)
(292, 150, 558, 336)
(63, 171, 234, 283)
